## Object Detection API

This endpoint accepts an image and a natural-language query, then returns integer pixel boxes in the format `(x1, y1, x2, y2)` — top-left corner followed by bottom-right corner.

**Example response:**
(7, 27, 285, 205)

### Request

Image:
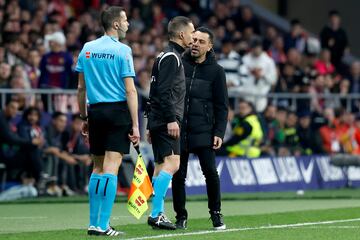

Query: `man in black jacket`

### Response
(147, 16, 194, 230)
(172, 27, 229, 230)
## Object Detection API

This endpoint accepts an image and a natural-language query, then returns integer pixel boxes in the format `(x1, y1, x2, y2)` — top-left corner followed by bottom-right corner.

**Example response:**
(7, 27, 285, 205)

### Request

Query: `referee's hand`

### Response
(81, 122, 89, 141)
(167, 121, 180, 139)
(129, 126, 140, 147)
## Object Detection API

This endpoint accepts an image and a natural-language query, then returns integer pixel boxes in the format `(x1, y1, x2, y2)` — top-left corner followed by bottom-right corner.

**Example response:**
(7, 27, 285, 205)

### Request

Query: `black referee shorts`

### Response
(88, 101, 132, 155)
(150, 125, 180, 164)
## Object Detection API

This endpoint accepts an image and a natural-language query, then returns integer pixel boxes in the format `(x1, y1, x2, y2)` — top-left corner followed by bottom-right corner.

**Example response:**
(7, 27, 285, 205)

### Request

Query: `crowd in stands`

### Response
(0, 0, 359, 196)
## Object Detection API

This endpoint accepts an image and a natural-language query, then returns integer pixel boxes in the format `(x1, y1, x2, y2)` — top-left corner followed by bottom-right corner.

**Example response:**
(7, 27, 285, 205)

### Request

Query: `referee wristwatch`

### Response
(79, 114, 88, 121)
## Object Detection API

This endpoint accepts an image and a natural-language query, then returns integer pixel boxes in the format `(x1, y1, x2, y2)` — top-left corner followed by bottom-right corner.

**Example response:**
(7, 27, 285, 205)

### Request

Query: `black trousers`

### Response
(172, 147, 221, 220)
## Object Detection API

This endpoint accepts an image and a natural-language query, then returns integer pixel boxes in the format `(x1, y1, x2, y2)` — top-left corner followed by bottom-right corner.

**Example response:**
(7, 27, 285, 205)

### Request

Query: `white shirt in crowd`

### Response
(235, 51, 277, 112)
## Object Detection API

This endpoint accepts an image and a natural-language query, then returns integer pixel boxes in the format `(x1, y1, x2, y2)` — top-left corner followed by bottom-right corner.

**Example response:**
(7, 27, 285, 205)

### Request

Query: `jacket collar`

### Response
(169, 41, 185, 54)
(183, 50, 216, 65)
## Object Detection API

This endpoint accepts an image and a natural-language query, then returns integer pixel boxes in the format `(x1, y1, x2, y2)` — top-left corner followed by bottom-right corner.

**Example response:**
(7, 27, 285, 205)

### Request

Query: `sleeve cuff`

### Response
(214, 130, 225, 139)
(165, 115, 177, 123)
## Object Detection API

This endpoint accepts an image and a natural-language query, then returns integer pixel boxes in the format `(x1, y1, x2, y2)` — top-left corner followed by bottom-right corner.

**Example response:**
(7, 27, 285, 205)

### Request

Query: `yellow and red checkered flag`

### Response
(127, 146, 153, 219)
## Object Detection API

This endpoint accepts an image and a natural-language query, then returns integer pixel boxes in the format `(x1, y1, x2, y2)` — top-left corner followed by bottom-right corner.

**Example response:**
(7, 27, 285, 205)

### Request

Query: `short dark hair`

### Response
(196, 27, 215, 44)
(72, 113, 82, 121)
(290, 19, 301, 26)
(238, 98, 254, 111)
(329, 9, 340, 17)
(100, 6, 124, 31)
(52, 111, 66, 120)
(22, 107, 41, 122)
(5, 98, 18, 106)
(167, 16, 192, 39)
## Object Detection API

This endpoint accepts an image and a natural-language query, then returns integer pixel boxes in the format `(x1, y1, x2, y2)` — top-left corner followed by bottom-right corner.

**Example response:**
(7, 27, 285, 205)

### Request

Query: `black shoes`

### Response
(148, 213, 176, 230)
(147, 212, 225, 231)
(175, 218, 188, 230)
(210, 211, 226, 230)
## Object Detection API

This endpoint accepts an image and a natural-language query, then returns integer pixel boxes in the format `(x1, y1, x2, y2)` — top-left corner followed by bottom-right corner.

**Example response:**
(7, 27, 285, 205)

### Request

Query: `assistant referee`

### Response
(76, 6, 140, 237)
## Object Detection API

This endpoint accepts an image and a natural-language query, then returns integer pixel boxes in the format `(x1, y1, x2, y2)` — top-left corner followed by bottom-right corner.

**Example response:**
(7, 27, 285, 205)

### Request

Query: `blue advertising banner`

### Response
(166, 155, 360, 195)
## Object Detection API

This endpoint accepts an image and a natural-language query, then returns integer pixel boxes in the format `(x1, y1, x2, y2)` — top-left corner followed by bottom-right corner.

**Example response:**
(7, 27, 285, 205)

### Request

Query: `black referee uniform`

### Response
(147, 41, 186, 163)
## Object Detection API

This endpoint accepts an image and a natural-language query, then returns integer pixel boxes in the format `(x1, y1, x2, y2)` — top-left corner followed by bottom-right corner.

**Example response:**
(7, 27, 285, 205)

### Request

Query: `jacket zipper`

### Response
(184, 65, 197, 149)
(204, 104, 210, 123)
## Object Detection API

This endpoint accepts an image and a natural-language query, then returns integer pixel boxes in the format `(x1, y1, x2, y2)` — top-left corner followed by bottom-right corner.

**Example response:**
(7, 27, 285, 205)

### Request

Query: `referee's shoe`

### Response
(147, 213, 176, 230)
(87, 226, 124, 236)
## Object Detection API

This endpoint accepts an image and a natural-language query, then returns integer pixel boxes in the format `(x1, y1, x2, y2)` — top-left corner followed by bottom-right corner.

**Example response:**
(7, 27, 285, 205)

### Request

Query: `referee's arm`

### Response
(77, 73, 87, 119)
(157, 55, 180, 138)
(157, 56, 178, 123)
(124, 77, 140, 145)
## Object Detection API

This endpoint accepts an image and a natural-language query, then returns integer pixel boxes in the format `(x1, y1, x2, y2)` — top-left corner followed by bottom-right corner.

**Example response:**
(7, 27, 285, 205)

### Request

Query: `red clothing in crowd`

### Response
(314, 59, 335, 75)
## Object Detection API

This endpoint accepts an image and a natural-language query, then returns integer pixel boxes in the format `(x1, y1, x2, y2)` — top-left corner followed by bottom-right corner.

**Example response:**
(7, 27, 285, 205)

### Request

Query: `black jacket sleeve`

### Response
(213, 66, 229, 139)
(225, 121, 252, 146)
(0, 112, 32, 146)
(157, 55, 179, 123)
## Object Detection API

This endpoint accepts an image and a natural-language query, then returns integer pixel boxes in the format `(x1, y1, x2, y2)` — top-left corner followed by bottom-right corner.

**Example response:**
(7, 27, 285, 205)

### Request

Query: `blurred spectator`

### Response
(0, 100, 43, 182)
(65, 114, 91, 193)
(39, 31, 73, 89)
(3, 37, 22, 66)
(270, 106, 287, 155)
(268, 36, 287, 65)
(260, 104, 277, 156)
(39, 31, 73, 112)
(218, 39, 242, 89)
(282, 111, 300, 156)
(310, 74, 326, 113)
(17, 107, 45, 183)
(275, 63, 302, 105)
(297, 111, 324, 155)
(320, 10, 348, 70)
(238, 5, 260, 35)
(24, 49, 41, 88)
(284, 19, 307, 53)
(152, 3, 166, 33)
(0, 62, 11, 88)
(262, 26, 278, 51)
(319, 107, 341, 153)
(0, 44, 5, 62)
(314, 48, 335, 75)
(43, 112, 76, 196)
(222, 99, 263, 158)
(129, 7, 145, 32)
(352, 114, 360, 155)
(336, 110, 354, 153)
(346, 61, 360, 111)
(348, 61, 360, 93)
(241, 38, 277, 112)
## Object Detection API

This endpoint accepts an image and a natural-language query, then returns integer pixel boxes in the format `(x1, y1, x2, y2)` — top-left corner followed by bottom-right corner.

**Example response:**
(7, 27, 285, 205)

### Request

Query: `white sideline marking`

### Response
(0, 216, 48, 220)
(124, 218, 360, 240)
(295, 226, 360, 229)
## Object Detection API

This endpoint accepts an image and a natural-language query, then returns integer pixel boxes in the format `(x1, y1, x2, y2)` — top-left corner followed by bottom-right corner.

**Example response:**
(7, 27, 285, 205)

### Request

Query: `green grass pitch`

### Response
(1, 189, 360, 239)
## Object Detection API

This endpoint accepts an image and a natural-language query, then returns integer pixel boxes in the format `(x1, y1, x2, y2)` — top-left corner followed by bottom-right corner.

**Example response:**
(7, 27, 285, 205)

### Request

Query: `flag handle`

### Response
(134, 145, 140, 155)
(129, 128, 141, 155)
